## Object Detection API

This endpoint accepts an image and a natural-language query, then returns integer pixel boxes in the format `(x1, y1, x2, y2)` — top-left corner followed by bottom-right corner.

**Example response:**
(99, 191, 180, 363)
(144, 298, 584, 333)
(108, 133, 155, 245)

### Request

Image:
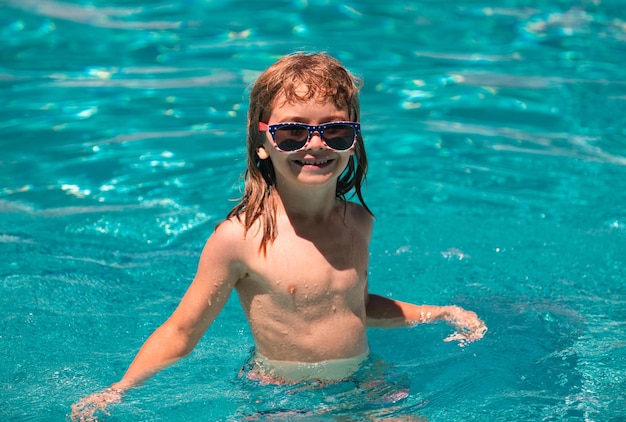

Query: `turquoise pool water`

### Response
(2, 0, 625, 420)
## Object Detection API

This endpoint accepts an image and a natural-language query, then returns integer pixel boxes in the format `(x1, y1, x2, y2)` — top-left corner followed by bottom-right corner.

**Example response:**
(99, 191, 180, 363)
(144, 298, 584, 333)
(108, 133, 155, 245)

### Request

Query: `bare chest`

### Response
(274, 233, 363, 293)
(240, 220, 369, 310)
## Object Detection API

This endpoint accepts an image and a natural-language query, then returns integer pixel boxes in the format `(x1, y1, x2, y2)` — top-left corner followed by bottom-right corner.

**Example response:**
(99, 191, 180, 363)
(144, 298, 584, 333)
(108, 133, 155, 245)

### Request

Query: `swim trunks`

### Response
(244, 351, 369, 384)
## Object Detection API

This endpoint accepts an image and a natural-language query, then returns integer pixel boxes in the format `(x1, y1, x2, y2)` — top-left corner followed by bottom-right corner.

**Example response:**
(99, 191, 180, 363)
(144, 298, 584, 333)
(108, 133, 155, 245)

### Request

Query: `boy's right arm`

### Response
(116, 220, 246, 388)
(71, 220, 247, 420)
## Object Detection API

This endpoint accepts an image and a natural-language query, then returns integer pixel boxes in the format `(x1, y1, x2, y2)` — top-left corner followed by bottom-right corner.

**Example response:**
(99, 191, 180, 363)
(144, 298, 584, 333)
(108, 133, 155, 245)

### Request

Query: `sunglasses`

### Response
(258, 121, 360, 153)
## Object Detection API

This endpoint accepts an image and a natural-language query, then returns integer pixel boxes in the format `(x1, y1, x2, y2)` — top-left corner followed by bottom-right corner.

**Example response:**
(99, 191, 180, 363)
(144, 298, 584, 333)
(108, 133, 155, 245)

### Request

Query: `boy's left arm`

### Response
(365, 293, 487, 344)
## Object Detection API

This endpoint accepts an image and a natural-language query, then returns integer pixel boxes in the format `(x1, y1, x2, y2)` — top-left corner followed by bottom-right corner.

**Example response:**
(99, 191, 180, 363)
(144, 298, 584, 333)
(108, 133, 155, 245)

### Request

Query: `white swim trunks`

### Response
(245, 351, 369, 384)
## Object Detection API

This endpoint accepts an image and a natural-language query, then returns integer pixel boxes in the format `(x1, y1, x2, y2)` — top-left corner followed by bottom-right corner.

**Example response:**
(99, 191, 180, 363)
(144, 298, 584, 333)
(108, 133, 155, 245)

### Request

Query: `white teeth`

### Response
(298, 159, 329, 165)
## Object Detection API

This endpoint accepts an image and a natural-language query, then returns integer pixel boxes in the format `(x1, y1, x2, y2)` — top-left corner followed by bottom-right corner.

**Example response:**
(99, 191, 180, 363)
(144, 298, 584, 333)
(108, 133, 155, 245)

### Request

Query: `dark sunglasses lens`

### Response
(323, 124, 355, 150)
(274, 125, 308, 151)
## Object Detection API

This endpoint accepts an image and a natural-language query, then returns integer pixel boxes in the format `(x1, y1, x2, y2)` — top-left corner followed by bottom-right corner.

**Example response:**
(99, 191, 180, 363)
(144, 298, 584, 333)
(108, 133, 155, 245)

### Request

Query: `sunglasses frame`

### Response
(258, 121, 360, 153)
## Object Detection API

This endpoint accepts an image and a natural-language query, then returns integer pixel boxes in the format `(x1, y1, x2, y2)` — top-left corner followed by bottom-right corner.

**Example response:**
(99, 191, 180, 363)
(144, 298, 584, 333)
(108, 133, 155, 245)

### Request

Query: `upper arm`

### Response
(164, 219, 247, 345)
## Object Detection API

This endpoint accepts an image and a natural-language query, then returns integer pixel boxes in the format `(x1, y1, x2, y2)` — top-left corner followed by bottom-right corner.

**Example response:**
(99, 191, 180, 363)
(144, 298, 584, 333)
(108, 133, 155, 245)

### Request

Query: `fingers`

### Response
(70, 388, 122, 422)
(444, 308, 488, 346)
(70, 399, 101, 422)
(443, 326, 484, 347)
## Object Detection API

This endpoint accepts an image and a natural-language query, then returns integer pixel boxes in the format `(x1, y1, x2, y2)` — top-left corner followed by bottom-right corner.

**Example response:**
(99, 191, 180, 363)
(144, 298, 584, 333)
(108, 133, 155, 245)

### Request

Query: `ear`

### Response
(256, 145, 270, 160)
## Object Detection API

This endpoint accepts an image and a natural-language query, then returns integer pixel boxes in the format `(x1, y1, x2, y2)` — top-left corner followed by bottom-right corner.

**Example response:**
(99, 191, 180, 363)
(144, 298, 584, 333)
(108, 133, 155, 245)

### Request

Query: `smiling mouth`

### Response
(293, 158, 334, 167)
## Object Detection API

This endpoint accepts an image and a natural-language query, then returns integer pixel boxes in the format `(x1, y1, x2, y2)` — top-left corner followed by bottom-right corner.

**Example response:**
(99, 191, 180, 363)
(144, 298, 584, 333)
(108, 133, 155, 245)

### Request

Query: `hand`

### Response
(443, 306, 487, 347)
(70, 387, 124, 422)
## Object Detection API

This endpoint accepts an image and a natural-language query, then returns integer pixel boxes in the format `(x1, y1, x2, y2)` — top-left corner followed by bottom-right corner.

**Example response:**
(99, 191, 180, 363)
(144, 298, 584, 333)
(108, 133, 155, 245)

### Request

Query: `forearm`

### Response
(70, 323, 194, 421)
(112, 322, 196, 391)
(365, 294, 458, 328)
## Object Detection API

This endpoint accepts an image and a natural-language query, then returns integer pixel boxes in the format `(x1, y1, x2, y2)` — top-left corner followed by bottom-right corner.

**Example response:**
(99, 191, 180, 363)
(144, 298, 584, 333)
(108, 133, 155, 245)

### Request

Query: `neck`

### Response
(274, 183, 340, 220)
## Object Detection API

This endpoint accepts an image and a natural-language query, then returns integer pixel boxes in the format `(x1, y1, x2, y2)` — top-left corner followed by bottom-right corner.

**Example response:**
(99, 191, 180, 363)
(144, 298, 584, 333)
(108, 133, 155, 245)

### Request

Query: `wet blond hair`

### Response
(226, 52, 372, 253)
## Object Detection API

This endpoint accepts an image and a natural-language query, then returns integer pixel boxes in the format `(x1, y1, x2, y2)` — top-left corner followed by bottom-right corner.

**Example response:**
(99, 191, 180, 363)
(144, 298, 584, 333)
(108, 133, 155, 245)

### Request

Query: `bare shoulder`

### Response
(199, 216, 252, 263)
(345, 201, 373, 223)
(214, 215, 248, 240)
(344, 201, 374, 235)
(192, 215, 259, 284)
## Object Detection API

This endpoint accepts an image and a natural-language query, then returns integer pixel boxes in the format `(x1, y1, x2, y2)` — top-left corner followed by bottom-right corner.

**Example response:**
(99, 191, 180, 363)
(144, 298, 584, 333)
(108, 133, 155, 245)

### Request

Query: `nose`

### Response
(305, 131, 325, 150)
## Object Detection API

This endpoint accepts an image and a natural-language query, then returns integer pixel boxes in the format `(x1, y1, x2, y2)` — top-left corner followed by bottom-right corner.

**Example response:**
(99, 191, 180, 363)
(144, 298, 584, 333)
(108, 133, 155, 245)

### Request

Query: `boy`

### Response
(71, 52, 486, 420)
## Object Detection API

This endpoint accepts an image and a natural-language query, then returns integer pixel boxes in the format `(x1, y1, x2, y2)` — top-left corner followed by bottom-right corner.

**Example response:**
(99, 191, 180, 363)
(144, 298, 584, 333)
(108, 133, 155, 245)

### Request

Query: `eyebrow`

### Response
(275, 114, 350, 123)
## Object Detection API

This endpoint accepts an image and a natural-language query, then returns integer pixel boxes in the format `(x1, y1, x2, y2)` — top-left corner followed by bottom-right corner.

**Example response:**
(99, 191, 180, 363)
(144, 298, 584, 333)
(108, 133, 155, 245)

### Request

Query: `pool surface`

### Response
(1, 0, 625, 420)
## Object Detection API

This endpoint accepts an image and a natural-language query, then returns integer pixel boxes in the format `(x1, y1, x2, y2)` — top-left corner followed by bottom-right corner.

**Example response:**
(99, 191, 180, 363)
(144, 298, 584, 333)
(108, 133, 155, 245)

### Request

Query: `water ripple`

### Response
(5, 0, 183, 30)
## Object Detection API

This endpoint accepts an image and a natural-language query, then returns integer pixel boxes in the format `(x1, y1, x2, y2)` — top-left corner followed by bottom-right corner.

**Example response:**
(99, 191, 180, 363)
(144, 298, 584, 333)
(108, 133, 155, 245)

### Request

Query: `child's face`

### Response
(257, 88, 355, 189)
